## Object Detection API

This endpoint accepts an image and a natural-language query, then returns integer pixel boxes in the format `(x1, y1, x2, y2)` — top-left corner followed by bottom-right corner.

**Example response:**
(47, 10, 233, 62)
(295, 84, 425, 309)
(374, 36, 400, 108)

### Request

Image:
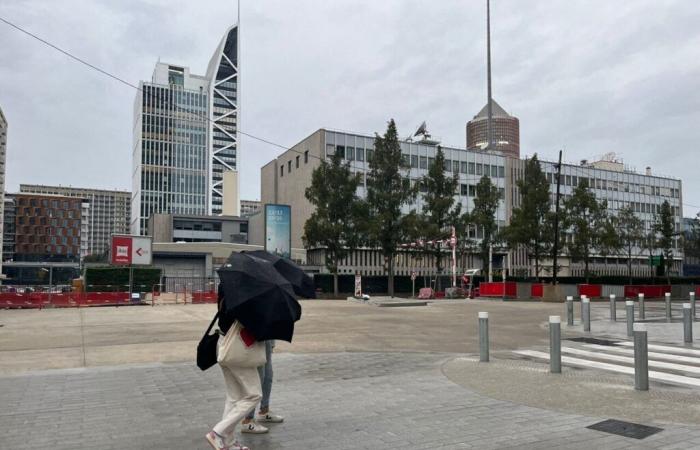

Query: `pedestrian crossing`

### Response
(515, 340, 700, 388)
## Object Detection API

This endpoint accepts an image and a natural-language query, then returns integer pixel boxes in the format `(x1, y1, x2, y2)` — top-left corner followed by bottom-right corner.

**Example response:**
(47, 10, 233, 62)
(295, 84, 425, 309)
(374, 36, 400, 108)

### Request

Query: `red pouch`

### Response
(240, 328, 257, 347)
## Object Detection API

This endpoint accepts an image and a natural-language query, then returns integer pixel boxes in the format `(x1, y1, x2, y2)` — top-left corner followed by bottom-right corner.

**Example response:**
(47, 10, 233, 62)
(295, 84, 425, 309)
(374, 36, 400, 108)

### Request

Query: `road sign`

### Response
(649, 255, 662, 267)
(411, 271, 417, 281)
(111, 235, 152, 265)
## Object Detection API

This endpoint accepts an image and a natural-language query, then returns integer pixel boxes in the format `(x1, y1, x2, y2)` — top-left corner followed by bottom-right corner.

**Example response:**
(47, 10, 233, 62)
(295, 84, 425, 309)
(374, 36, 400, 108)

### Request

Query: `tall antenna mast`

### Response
(486, 0, 493, 151)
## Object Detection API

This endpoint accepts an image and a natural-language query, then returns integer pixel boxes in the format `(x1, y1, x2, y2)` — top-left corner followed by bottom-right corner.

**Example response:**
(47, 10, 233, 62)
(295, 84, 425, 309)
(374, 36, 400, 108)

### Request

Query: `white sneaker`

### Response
(241, 421, 269, 434)
(257, 411, 284, 423)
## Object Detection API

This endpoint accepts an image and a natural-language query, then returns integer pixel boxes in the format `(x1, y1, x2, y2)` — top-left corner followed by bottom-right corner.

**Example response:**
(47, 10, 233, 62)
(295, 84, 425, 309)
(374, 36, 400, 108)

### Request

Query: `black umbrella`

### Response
(217, 252, 302, 342)
(246, 250, 316, 299)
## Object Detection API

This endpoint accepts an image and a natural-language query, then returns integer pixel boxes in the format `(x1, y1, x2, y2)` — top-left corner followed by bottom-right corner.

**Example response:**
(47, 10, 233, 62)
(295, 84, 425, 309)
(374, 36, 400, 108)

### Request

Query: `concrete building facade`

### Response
(0, 107, 7, 277)
(261, 128, 682, 278)
(240, 199, 261, 217)
(148, 213, 248, 244)
(19, 184, 130, 257)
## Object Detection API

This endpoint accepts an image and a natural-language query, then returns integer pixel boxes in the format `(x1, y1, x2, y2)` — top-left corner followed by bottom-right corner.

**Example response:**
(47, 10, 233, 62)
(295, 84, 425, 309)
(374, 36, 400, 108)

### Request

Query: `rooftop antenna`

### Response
(486, 0, 493, 151)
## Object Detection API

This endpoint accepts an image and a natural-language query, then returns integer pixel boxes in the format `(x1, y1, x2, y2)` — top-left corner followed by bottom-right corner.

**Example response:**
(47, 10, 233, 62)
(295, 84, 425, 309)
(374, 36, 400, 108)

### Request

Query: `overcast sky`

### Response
(1, 0, 699, 213)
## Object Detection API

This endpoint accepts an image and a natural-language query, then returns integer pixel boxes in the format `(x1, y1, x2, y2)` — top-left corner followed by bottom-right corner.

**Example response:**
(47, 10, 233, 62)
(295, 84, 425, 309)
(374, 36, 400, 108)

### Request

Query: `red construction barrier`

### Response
(479, 282, 517, 298)
(191, 292, 217, 304)
(578, 284, 602, 298)
(0, 291, 133, 308)
(531, 284, 544, 298)
(624, 285, 672, 299)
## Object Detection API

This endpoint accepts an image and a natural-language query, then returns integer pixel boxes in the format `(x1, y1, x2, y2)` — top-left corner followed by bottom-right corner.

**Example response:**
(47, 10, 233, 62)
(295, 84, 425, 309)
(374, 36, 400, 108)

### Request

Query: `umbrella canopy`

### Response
(246, 250, 316, 299)
(217, 252, 302, 342)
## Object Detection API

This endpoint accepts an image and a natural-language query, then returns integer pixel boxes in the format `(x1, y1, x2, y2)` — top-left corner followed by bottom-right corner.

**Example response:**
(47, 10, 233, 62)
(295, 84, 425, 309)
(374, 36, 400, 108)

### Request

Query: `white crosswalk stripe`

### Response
(514, 341, 700, 389)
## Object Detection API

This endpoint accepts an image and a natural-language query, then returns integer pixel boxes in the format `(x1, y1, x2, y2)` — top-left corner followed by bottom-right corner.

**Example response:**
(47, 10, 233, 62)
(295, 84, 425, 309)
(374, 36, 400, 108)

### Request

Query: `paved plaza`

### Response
(2, 300, 700, 449)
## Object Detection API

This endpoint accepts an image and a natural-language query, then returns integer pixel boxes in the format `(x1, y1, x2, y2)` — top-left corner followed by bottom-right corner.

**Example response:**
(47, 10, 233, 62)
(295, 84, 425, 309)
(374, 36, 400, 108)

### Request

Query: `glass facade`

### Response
(134, 78, 209, 234)
(207, 25, 239, 215)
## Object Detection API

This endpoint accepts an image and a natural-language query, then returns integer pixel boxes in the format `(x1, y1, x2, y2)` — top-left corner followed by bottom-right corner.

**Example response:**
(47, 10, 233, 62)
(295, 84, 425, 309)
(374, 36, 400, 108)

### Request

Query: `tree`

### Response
(420, 146, 461, 286)
(365, 119, 417, 296)
(562, 180, 609, 283)
(502, 154, 552, 278)
(303, 153, 363, 296)
(655, 200, 676, 284)
(472, 175, 500, 279)
(616, 205, 644, 284)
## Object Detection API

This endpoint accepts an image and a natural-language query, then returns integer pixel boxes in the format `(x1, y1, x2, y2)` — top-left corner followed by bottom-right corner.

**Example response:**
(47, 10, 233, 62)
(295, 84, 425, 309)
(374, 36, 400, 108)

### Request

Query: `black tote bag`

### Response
(196, 312, 220, 371)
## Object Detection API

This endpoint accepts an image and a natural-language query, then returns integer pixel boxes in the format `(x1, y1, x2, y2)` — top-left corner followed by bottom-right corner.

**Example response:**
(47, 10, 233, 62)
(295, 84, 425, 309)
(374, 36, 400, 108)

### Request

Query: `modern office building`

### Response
(132, 25, 240, 235)
(2, 195, 15, 262)
(0, 107, 7, 277)
(19, 184, 130, 257)
(148, 213, 248, 244)
(206, 25, 240, 215)
(132, 63, 210, 235)
(466, 100, 520, 157)
(240, 199, 261, 217)
(10, 193, 89, 260)
(258, 128, 683, 278)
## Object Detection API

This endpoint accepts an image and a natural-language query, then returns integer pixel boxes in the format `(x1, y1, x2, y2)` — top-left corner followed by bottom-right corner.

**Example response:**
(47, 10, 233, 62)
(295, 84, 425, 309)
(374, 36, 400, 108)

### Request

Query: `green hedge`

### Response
(85, 267, 161, 292)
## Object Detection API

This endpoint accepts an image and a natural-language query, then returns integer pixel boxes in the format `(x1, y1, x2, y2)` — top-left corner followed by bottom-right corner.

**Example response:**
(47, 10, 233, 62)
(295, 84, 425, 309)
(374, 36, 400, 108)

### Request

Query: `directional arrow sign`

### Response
(136, 248, 144, 257)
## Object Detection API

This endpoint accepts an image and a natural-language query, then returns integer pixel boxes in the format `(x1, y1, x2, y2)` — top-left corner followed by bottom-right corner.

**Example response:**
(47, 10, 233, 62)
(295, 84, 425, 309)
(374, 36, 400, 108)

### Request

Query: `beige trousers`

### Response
(213, 363, 262, 442)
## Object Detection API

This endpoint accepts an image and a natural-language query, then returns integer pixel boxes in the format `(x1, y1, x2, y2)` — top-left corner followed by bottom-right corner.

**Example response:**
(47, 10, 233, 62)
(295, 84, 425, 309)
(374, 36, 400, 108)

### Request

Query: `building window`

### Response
(498, 166, 505, 178)
(428, 157, 435, 168)
(304, 150, 309, 163)
(491, 165, 498, 177)
(356, 148, 365, 162)
(476, 164, 483, 176)
(280, 165, 284, 177)
(296, 155, 300, 168)
(460, 184, 469, 196)
(419, 156, 427, 169)
(469, 185, 476, 197)
(335, 145, 345, 158)
(468, 162, 475, 174)
(347, 147, 355, 161)
(410, 155, 418, 168)
(444, 160, 452, 172)
(288, 161, 292, 172)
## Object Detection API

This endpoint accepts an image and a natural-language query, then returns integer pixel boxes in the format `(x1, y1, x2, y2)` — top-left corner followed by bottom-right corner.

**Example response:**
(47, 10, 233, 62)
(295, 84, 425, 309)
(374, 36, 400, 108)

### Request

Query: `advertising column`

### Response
(265, 204, 291, 259)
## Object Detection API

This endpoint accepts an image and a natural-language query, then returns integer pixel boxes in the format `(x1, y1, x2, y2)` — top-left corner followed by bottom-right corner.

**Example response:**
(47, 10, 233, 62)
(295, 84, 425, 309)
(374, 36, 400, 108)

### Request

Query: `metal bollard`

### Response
(478, 312, 489, 362)
(633, 323, 649, 391)
(665, 292, 672, 323)
(580, 295, 586, 319)
(684, 303, 693, 343)
(626, 300, 635, 337)
(550, 316, 561, 373)
(610, 294, 617, 322)
(582, 297, 591, 332)
(566, 296, 574, 326)
(691, 292, 696, 321)
(638, 293, 645, 320)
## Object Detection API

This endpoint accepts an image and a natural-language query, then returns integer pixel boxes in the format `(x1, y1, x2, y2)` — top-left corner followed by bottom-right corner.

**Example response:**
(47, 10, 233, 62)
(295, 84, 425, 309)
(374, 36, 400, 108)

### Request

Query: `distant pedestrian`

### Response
(240, 340, 284, 434)
(206, 287, 261, 450)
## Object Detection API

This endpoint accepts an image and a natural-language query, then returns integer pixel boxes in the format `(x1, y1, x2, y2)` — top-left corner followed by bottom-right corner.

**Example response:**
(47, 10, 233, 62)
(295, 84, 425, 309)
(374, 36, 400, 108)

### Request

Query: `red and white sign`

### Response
(111, 235, 152, 265)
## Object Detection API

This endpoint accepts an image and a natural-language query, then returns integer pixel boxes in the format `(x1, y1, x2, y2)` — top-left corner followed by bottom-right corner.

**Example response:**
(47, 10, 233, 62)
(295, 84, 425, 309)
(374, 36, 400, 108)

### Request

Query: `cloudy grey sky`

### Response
(1, 0, 699, 213)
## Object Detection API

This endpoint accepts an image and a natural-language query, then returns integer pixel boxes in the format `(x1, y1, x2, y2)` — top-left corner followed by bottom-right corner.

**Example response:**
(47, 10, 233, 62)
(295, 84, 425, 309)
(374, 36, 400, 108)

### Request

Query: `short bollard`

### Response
(566, 296, 574, 326)
(582, 297, 591, 332)
(633, 323, 649, 391)
(626, 301, 635, 337)
(684, 303, 693, 343)
(665, 292, 672, 323)
(550, 315, 561, 374)
(638, 293, 645, 320)
(691, 292, 696, 321)
(610, 294, 617, 322)
(478, 312, 489, 362)
(580, 295, 586, 319)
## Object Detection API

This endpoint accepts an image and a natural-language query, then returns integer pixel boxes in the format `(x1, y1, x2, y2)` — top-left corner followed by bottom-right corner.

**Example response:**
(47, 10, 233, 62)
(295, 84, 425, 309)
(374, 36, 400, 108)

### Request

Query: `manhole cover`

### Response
(587, 419, 663, 439)
(566, 337, 618, 346)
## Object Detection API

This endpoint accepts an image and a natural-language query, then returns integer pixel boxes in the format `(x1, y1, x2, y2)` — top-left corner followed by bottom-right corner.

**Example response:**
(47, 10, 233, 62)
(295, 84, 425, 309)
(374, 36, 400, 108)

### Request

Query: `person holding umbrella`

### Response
(206, 252, 303, 450)
(239, 250, 315, 435)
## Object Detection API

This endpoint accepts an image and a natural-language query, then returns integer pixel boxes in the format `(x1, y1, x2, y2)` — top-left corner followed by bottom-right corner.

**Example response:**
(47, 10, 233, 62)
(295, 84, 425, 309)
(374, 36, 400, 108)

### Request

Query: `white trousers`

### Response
(213, 363, 262, 442)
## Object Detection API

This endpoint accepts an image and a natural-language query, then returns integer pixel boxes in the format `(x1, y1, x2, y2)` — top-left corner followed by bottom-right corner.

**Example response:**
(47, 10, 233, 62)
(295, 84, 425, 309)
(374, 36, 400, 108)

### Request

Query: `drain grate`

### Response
(587, 419, 663, 439)
(566, 337, 618, 346)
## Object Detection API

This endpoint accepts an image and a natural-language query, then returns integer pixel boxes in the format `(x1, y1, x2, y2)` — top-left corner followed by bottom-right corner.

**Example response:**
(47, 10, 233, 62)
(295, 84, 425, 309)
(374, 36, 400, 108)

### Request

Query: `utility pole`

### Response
(552, 150, 563, 284)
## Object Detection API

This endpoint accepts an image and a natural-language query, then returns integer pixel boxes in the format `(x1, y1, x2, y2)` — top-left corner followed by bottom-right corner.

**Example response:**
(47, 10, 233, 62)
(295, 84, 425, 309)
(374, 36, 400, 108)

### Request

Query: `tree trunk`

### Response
(534, 247, 540, 281)
(627, 245, 633, 285)
(585, 256, 590, 284)
(388, 255, 395, 297)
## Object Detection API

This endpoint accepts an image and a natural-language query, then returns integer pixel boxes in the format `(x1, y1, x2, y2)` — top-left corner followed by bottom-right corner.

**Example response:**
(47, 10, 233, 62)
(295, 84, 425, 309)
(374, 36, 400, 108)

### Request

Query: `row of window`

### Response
(280, 151, 310, 177)
(546, 173, 680, 198)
